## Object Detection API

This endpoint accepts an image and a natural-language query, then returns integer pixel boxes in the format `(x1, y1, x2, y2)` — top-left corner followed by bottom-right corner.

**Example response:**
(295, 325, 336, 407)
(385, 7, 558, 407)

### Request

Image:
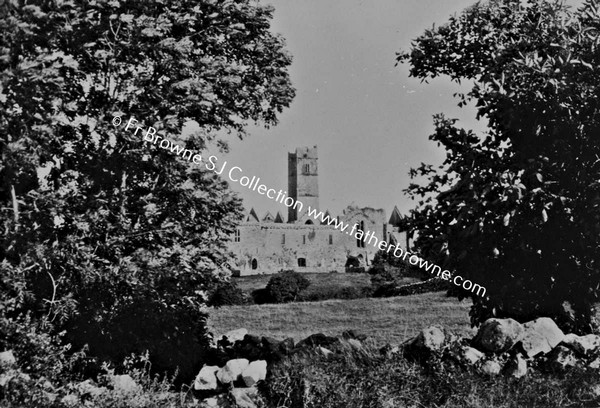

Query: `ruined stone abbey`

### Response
(228, 146, 407, 275)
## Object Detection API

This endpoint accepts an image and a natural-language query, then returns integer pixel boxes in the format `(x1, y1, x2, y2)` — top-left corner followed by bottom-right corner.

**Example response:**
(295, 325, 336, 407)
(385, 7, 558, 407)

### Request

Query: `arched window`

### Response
(298, 258, 307, 267)
(305, 220, 313, 225)
(251, 258, 258, 270)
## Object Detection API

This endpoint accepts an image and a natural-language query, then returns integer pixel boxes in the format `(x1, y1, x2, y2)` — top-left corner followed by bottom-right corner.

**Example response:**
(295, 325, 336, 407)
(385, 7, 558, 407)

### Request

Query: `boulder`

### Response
(194, 365, 220, 390)
(110, 374, 140, 394)
(279, 338, 295, 355)
(230, 387, 260, 408)
(458, 345, 484, 365)
(60, 394, 79, 407)
(561, 333, 600, 357)
(238, 335, 263, 360)
(504, 354, 527, 378)
(260, 336, 285, 361)
(473, 318, 524, 353)
(479, 359, 502, 375)
(261, 336, 280, 352)
(0, 350, 16, 367)
(43, 391, 58, 404)
(76, 380, 105, 398)
(318, 346, 333, 357)
(216, 359, 249, 384)
(297, 333, 340, 349)
(519, 318, 565, 358)
(241, 360, 267, 387)
(199, 395, 231, 408)
(341, 330, 367, 341)
(589, 357, 600, 369)
(380, 344, 398, 357)
(547, 345, 579, 371)
(346, 338, 363, 350)
(412, 326, 446, 352)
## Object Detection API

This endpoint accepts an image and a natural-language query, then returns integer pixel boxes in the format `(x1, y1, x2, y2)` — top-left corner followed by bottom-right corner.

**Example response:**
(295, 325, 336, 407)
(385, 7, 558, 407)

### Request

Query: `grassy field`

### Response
(234, 271, 418, 298)
(208, 291, 475, 345)
(234, 272, 374, 293)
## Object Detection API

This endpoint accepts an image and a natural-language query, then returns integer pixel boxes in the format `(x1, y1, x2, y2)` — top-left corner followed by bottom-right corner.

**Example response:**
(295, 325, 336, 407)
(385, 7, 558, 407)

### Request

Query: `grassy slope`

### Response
(208, 291, 475, 345)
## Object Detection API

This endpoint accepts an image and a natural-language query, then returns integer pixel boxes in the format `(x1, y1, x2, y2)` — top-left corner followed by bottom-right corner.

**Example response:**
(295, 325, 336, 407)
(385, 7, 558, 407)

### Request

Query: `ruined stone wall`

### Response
(229, 206, 395, 276)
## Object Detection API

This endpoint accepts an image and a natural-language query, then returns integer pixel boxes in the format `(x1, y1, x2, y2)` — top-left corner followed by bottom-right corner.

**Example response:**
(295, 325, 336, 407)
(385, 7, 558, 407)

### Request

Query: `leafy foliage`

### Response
(209, 281, 247, 306)
(265, 271, 311, 303)
(0, 0, 294, 382)
(398, 0, 600, 332)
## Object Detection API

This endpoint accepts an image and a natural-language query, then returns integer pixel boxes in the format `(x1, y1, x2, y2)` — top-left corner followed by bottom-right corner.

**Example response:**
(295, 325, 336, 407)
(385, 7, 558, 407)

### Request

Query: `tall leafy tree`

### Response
(0, 0, 294, 378)
(399, 0, 600, 333)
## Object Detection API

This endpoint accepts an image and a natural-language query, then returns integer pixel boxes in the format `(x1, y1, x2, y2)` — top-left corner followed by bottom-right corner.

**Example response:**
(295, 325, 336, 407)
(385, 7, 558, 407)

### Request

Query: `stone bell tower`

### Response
(288, 146, 319, 223)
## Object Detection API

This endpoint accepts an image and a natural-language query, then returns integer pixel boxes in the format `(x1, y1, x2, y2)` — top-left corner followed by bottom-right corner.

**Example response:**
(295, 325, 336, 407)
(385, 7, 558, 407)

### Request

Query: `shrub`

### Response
(209, 282, 246, 306)
(264, 271, 311, 303)
(251, 287, 271, 305)
(367, 263, 386, 275)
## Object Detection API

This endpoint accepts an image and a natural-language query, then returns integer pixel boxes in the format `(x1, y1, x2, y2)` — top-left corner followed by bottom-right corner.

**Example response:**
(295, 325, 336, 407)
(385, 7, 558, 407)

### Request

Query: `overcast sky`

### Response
(219, 0, 582, 221)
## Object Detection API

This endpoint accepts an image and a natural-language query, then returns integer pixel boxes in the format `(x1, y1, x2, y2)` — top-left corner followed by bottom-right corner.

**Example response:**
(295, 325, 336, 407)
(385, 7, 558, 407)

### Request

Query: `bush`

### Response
(264, 271, 311, 303)
(209, 282, 246, 306)
(367, 263, 386, 275)
(251, 287, 271, 305)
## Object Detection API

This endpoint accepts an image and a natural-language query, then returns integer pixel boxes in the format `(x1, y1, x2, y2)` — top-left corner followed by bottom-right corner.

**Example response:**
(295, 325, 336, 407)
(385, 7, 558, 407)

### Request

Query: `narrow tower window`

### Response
(234, 229, 241, 242)
(356, 221, 365, 248)
(303, 163, 310, 174)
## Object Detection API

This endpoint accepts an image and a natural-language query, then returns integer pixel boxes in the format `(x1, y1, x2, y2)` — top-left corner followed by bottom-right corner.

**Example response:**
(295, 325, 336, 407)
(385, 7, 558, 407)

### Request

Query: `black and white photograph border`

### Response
(2, 0, 600, 407)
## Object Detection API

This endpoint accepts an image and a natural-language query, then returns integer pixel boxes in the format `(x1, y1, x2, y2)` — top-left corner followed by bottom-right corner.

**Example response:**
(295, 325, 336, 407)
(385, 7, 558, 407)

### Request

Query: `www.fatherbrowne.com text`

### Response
(113, 115, 486, 298)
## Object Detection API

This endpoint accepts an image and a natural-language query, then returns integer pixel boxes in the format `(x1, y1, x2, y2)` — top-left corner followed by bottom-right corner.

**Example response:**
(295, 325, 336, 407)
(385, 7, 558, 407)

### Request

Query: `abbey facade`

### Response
(228, 146, 407, 275)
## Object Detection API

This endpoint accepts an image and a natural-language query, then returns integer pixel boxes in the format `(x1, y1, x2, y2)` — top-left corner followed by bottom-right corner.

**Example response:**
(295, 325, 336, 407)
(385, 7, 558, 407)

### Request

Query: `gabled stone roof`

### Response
(274, 211, 285, 223)
(246, 208, 260, 222)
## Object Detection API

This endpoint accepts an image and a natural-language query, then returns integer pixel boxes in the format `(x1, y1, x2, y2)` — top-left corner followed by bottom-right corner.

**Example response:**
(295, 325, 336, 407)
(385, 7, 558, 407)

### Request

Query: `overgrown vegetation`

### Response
(264, 343, 600, 408)
(0, 0, 293, 404)
(264, 271, 311, 303)
(400, 0, 600, 333)
(209, 281, 248, 307)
